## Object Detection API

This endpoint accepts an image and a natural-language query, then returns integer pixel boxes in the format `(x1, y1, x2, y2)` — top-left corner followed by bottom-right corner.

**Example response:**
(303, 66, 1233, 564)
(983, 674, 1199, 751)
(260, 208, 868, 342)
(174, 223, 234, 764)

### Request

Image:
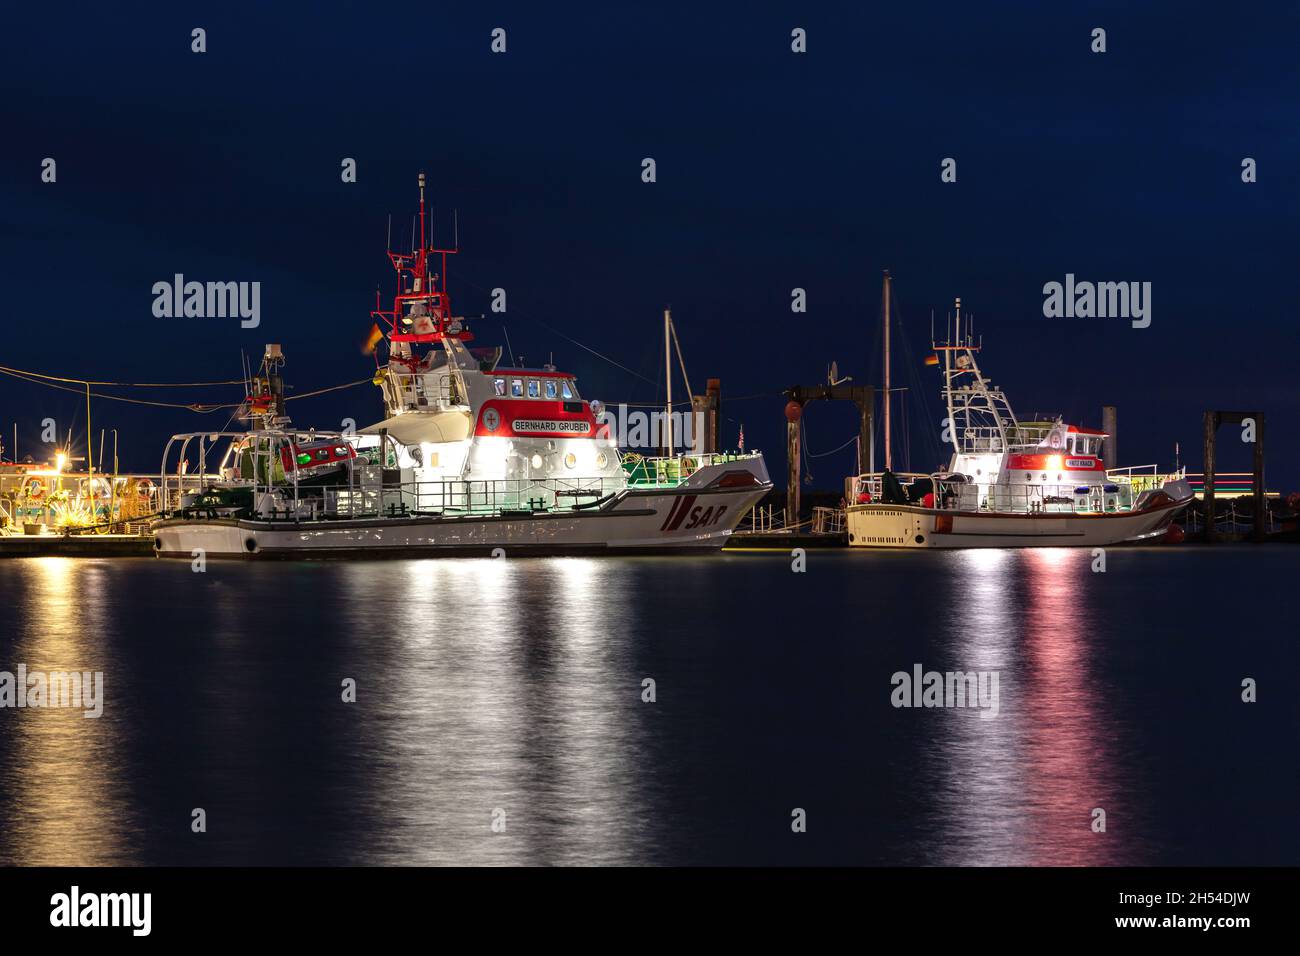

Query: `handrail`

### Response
(850, 472, 1170, 516)
(383, 370, 467, 413)
(168, 474, 629, 522)
(626, 451, 763, 487)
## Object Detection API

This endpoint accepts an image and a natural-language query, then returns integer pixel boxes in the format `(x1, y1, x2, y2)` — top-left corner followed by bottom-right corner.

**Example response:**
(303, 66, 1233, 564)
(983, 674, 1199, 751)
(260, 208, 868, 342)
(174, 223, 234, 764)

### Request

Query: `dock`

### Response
(0, 534, 155, 558)
(726, 531, 846, 550)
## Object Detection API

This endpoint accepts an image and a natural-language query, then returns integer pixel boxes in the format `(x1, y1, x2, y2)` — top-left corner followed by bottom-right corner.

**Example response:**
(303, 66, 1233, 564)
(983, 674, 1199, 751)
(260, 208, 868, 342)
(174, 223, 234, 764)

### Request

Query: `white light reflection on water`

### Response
(342, 557, 646, 865)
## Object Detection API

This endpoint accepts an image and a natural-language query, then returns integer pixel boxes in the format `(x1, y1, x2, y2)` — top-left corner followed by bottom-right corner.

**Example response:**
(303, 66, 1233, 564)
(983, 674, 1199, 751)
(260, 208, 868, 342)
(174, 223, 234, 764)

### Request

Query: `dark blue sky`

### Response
(3, 2, 1297, 485)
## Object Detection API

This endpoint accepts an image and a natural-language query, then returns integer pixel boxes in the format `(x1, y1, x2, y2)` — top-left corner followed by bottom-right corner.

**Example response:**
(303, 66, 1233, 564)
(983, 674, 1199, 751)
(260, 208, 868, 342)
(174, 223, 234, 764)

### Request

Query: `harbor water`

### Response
(0, 547, 1295, 866)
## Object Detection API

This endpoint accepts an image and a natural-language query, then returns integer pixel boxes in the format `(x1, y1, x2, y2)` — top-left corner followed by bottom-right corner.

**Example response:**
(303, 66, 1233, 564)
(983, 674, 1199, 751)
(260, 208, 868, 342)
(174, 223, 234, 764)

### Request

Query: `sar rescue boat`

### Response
(845, 298, 1192, 549)
(152, 175, 770, 558)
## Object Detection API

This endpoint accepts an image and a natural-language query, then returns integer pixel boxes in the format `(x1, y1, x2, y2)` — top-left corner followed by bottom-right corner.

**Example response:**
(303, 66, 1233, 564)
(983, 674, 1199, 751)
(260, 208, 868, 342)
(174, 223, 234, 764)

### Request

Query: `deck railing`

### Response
(382, 370, 468, 414)
(851, 472, 1158, 516)
(811, 506, 845, 534)
(622, 451, 762, 487)
(172, 474, 629, 521)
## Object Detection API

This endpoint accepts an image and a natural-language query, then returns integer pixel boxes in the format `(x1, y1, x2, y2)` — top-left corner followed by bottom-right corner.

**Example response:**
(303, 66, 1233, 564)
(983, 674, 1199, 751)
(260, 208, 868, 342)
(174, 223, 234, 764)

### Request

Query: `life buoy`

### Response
(136, 477, 155, 498)
(24, 478, 46, 500)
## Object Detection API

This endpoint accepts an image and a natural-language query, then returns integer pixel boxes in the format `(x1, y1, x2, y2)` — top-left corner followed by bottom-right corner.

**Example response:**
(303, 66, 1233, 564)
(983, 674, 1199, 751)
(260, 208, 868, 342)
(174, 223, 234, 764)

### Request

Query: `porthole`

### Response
(564, 453, 577, 469)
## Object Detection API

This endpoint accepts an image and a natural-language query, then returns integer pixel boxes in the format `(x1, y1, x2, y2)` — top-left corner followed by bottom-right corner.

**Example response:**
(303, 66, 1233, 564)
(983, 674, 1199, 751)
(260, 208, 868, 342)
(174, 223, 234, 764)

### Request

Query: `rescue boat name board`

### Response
(513, 419, 591, 435)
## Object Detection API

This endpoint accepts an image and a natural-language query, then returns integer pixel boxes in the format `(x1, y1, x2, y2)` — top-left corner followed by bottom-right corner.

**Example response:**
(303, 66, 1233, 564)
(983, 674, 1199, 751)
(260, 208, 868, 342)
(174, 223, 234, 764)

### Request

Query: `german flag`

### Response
(924, 353, 940, 367)
(362, 323, 385, 355)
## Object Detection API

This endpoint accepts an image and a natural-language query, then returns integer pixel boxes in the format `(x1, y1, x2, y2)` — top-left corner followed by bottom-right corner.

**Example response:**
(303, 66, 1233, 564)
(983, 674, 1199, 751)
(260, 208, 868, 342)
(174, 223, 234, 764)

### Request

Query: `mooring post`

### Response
(1202, 411, 1217, 543)
(1102, 405, 1118, 467)
(707, 378, 721, 454)
(786, 401, 802, 528)
(858, 387, 874, 477)
(1253, 413, 1266, 542)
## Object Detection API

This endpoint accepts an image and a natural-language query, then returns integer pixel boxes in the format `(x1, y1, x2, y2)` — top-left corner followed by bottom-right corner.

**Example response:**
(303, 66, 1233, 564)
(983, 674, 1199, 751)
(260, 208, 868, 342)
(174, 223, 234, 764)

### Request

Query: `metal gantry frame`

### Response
(1202, 410, 1266, 542)
(159, 429, 355, 518)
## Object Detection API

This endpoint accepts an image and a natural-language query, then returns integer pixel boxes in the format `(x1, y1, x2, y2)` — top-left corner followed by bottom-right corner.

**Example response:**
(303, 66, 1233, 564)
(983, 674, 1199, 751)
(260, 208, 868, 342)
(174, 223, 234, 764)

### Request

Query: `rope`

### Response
(448, 270, 660, 385)
(285, 379, 372, 401)
(0, 367, 239, 411)
(0, 364, 246, 387)
(0, 366, 371, 413)
(806, 433, 860, 459)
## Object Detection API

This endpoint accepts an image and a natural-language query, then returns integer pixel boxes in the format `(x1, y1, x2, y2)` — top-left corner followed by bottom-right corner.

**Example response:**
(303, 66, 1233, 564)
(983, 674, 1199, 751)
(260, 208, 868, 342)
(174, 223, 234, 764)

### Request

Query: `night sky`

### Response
(3, 2, 1296, 486)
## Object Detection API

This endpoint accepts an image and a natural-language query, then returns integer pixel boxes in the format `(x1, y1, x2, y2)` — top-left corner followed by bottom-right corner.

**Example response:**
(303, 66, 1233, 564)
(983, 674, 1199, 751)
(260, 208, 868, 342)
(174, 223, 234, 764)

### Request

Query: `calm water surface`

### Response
(0, 547, 1295, 866)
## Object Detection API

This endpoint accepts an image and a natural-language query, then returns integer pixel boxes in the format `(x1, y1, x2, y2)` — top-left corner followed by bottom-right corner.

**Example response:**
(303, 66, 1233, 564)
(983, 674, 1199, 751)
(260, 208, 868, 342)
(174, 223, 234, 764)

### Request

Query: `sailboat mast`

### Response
(664, 307, 674, 458)
(883, 270, 892, 472)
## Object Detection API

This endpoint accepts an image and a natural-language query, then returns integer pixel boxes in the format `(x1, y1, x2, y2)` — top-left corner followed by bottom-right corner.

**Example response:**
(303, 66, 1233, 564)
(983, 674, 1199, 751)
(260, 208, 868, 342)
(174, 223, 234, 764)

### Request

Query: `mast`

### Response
(882, 270, 892, 472)
(664, 307, 673, 458)
(944, 298, 960, 455)
(371, 172, 470, 358)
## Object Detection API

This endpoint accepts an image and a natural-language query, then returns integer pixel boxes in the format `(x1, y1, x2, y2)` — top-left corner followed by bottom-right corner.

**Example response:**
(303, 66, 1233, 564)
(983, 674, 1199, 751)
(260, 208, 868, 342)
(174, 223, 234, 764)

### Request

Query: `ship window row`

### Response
(491, 377, 578, 401)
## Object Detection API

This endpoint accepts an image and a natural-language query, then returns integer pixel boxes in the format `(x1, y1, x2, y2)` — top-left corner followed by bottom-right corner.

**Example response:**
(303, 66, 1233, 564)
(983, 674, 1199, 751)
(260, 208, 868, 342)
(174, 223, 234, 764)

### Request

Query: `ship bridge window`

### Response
(528, 379, 540, 398)
(511, 379, 523, 397)
(545, 380, 557, 399)
(562, 380, 576, 400)
(493, 378, 506, 396)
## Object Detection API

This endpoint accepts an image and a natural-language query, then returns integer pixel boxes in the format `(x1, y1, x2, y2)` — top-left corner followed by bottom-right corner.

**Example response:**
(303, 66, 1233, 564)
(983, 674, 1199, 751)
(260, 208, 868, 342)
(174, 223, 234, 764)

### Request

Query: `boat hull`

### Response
(153, 466, 771, 559)
(846, 497, 1188, 549)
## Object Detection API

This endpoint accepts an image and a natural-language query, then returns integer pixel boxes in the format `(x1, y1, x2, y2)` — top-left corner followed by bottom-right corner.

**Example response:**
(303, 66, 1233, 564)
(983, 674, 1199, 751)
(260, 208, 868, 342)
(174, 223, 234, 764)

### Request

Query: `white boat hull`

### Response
(153, 461, 771, 559)
(846, 497, 1189, 549)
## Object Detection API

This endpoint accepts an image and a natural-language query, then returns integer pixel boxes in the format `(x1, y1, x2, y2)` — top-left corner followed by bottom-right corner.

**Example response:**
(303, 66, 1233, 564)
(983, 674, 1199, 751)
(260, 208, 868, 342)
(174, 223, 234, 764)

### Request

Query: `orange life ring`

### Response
(136, 478, 155, 498)
(24, 479, 46, 500)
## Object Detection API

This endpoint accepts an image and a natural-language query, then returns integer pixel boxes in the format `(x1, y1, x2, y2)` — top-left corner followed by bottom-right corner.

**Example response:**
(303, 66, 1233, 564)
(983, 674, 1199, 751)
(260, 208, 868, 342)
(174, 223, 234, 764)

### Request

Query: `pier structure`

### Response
(782, 384, 874, 527)
(1202, 410, 1266, 543)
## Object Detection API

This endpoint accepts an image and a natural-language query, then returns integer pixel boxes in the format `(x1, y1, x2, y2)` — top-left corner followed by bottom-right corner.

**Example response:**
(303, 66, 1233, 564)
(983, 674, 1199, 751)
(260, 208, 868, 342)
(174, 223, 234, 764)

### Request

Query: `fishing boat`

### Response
(845, 295, 1192, 549)
(152, 175, 770, 559)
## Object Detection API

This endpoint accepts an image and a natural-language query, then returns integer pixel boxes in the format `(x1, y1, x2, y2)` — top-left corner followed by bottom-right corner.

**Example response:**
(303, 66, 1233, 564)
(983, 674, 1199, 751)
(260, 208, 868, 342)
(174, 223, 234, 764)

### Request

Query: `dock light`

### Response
(1047, 454, 1063, 471)
(55, 452, 67, 472)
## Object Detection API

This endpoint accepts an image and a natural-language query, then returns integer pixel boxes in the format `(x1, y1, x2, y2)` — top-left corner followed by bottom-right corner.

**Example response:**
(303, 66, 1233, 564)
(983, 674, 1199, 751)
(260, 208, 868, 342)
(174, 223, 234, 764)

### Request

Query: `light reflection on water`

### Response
(921, 549, 1133, 865)
(1, 559, 139, 865)
(340, 558, 647, 865)
(0, 548, 1293, 866)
